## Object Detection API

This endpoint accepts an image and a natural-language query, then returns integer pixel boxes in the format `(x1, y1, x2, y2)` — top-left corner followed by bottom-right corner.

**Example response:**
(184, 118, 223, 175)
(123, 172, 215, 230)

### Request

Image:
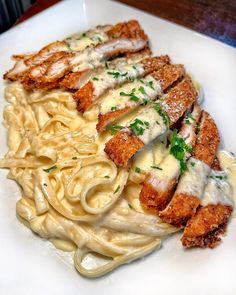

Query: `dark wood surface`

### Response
(16, 0, 236, 47)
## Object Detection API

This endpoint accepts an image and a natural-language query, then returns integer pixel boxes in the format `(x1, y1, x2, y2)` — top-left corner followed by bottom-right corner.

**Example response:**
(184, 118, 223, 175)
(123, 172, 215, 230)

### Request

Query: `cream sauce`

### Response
(66, 29, 109, 52)
(129, 140, 168, 184)
(201, 170, 233, 206)
(175, 157, 210, 197)
(149, 154, 180, 191)
(70, 49, 104, 72)
(99, 75, 162, 115)
(218, 150, 236, 207)
(132, 105, 167, 144)
(92, 63, 145, 98)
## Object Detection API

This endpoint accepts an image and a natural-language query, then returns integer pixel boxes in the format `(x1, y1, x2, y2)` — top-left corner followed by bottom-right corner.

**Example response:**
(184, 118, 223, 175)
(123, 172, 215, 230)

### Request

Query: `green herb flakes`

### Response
(106, 124, 123, 135)
(135, 167, 141, 173)
(43, 165, 57, 173)
(130, 118, 149, 136)
(170, 129, 192, 172)
(151, 165, 163, 170)
(114, 185, 120, 194)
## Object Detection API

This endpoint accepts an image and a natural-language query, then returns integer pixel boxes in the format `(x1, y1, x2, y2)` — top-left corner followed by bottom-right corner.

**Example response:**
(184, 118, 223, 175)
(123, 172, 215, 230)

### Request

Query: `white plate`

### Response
(0, 0, 236, 294)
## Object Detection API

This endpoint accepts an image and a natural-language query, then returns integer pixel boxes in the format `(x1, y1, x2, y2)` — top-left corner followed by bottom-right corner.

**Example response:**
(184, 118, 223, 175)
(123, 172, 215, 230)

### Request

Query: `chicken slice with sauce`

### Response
(159, 111, 220, 226)
(104, 76, 197, 167)
(140, 103, 202, 212)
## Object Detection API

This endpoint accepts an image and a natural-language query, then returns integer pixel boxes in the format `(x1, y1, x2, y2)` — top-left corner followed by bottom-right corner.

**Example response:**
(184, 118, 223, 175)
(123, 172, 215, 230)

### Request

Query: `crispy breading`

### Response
(96, 107, 131, 132)
(24, 41, 67, 67)
(151, 64, 185, 93)
(104, 131, 144, 167)
(4, 41, 67, 81)
(181, 204, 233, 248)
(140, 176, 177, 212)
(211, 157, 221, 170)
(74, 81, 94, 113)
(60, 70, 92, 89)
(161, 76, 197, 124)
(159, 193, 200, 226)
(193, 111, 220, 167)
(141, 55, 170, 73)
(106, 20, 148, 41)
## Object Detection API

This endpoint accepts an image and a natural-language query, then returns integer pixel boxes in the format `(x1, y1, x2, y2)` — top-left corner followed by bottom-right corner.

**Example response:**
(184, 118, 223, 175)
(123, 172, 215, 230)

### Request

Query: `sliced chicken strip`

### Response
(74, 56, 170, 113)
(159, 111, 220, 226)
(104, 76, 197, 167)
(4, 20, 146, 82)
(181, 168, 233, 248)
(97, 64, 185, 132)
(140, 103, 201, 212)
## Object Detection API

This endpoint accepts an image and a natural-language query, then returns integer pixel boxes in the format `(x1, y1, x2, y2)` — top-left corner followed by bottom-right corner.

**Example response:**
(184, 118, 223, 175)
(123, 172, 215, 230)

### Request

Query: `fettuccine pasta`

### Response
(0, 82, 177, 278)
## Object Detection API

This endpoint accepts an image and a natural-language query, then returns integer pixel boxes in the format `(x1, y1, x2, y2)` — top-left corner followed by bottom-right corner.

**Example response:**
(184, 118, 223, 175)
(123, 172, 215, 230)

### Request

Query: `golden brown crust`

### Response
(59, 70, 91, 89)
(193, 111, 220, 167)
(141, 55, 170, 74)
(4, 41, 67, 81)
(74, 81, 94, 113)
(181, 204, 233, 248)
(96, 107, 131, 132)
(151, 64, 185, 93)
(161, 76, 197, 125)
(140, 176, 177, 212)
(159, 193, 200, 226)
(104, 131, 144, 167)
(211, 157, 221, 171)
(106, 20, 148, 41)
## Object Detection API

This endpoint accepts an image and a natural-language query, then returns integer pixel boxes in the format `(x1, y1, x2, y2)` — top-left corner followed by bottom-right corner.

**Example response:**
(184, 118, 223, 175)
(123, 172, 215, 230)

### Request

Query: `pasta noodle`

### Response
(0, 81, 178, 277)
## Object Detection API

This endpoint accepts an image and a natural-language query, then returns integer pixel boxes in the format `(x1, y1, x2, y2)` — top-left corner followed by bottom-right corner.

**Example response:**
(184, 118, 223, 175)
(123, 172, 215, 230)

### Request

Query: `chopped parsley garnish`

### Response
(133, 65, 139, 72)
(130, 118, 149, 136)
(104, 175, 110, 178)
(92, 77, 99, 81)
(111, 106, 117, 111)
(107, 71, 127, 78)
(185, 112, 195, 125)
(128, 203, 133, 209)
(114, 185, 120, 194)
(43, 183, 48, 186)
(230, 151, 235, 157)
(72, 157, 78, 160)
(98, 37, 103, 43)
(141, 99, 149, 106)
(65, 43, 72, 51)
(154, 103, 170, 127)
(209, 175, 227, 180)
(139, 79, 145, 84)
(127, 76, 135, 82)
(43, 165, 57, 173)
(170, 129, 192, 172)
(82, 33, 87, 38)
(138, 86, 146, 95)
(120, 89, 139, 102)
(190, 162, 195, 167)
(106, 124, 123, 135)
(135, 167, 141, 173)
(105, 62, 109, 69)
(151, 165, 163, 170)
(148, 80, 155, 90)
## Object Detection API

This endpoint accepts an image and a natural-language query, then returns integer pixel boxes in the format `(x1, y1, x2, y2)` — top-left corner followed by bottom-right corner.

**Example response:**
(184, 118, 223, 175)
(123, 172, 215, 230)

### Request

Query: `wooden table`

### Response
(17, 0, 236, 47)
